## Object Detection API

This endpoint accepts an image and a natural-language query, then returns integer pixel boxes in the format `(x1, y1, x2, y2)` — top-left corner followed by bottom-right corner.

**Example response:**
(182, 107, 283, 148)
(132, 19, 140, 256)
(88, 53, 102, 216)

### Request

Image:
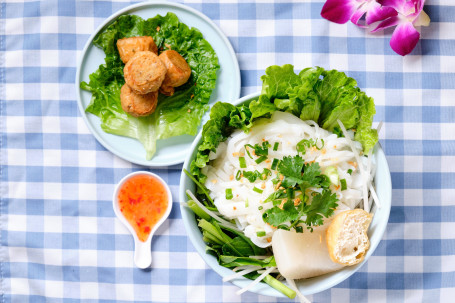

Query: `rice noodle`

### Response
(337, 120, 369, 212)
(236, 266, 276, 295)
(202, 112, 377, 247)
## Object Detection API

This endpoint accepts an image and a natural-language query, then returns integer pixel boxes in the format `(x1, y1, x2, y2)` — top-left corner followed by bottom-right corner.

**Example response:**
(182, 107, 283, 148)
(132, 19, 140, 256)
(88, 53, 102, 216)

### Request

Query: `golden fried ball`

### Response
(116, 36, 158, 64)
(158, 50, 191, 96)
(120, 84, 158, 117)
(123, 51, 167, 95)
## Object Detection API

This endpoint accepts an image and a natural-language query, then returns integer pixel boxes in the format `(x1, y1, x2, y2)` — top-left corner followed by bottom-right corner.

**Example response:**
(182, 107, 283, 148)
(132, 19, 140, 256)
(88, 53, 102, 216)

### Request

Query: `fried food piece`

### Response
(120, 84, 158, 117)
(117, 36, 158, 64)
(124, 51, 167, 94)
(158, 50, 191, 96)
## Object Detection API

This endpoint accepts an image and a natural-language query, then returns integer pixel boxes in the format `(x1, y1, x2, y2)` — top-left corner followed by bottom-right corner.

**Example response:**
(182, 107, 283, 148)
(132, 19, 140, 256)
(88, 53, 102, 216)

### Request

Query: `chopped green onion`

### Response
(244, 144, 254, 159)
(315, 138, 324, 150)
(235, 170, 242, 181)
(258, 206, 263, 210)
(324, 166, 339, 185)
(253, 187, 263, 194)
(347, 169, 353, 175)
(245, 199, 249, 208)
(340, 179, 347, 191)
(239, 157, 246, 168)
(225, 188, 233, 200)
(271, 158, 279, 170)
(255, 155, 268, 164)
(273, 142, 279, 151)
(256, 231, 266, 237)
(295, 226, 303, 233)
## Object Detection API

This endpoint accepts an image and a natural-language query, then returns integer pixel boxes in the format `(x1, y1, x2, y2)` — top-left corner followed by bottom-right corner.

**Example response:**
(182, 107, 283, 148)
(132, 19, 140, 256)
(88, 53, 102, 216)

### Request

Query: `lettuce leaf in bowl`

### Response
(192, 65, 378, 183)
(81, 13, 219, 160)
(251, 65, 378, 153)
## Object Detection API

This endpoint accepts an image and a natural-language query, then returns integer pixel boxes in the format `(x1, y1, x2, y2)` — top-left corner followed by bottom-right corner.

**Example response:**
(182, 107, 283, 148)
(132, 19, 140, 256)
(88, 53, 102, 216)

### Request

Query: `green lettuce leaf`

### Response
(249, 94, 277, 118)
(261, 64, 302, 99)
(354, 92, 377, 153)
(81, 13, 219, 160)
(191, 65, 378, 192)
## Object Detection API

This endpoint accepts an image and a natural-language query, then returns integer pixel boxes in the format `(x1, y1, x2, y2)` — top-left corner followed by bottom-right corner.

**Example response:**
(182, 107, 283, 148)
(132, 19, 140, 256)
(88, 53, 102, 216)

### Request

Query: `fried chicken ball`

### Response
(158, 50, 191, 96)
(116, 36, 158, 64)
(123, 51, 167, 95)
(120, 84, 158, 117)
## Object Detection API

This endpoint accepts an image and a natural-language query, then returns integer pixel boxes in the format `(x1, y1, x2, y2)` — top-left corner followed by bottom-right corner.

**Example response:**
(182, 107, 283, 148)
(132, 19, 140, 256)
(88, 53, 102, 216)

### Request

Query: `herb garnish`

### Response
(239, 168, 272, 183)
(296, 138, 324, 154)
(245, 141, 271, 159)
(262, 154, 338, 231)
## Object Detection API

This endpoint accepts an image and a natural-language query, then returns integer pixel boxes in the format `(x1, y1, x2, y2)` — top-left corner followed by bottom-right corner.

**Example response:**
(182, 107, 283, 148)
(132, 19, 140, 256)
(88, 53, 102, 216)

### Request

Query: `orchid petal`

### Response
(321, 0, 359, 24)
(390, 21, 420, 56)
(379, 0, 416, 15)
(365, 2, 398, 25)
(350, 5, 368, 27)
(408, 0, 425, 19)
(371, 15, 401, 33)
(413, 10, 430, 27)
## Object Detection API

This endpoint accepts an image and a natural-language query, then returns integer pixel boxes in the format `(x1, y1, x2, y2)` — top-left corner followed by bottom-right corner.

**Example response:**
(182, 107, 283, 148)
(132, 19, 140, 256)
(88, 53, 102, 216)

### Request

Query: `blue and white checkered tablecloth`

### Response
(1, 0, 455, 302)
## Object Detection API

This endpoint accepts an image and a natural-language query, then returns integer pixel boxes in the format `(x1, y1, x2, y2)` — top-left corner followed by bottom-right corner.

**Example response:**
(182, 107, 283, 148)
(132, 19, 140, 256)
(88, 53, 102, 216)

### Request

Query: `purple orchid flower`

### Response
(321, 0, 397, 27)
(372, 0, 430, 56)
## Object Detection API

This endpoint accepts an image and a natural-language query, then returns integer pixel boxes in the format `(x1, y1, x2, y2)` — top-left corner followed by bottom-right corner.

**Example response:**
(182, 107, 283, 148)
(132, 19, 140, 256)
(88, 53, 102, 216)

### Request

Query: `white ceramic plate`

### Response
(76, 1, 241, 167)
(180, 92, 392, 297)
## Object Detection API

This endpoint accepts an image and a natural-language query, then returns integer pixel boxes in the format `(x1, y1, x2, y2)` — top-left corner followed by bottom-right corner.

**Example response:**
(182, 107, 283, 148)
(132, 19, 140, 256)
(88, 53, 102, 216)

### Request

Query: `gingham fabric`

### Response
(1, 0, 454, 302)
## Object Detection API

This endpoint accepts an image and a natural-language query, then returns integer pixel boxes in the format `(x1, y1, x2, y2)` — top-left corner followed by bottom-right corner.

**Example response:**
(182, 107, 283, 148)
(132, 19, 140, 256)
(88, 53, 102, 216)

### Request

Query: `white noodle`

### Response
(337, 120, 369, 212)
(203, 112, 376, 247)
(236, 266, 275, 295)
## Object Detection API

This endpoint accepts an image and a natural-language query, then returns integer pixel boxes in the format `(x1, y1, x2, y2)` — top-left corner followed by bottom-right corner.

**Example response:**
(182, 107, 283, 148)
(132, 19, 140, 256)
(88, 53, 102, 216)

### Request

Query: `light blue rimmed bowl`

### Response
(179, 92, 392, 297)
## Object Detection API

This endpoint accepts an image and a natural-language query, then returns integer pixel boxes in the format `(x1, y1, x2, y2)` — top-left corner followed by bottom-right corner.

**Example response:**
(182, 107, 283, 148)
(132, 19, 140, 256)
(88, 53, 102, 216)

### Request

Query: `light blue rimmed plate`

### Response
(76, 1, 241, 167)
(180, 92, 392, 297)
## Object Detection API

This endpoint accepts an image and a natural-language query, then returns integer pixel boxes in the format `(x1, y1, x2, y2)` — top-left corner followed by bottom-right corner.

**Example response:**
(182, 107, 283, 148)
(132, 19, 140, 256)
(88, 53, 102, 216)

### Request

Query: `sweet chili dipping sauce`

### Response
(118, 174, 168, 242)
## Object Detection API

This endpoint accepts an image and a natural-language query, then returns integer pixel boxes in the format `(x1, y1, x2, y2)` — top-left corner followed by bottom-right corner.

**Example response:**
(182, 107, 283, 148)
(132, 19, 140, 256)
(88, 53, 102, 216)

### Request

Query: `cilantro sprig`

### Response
(263, 154, 338, 231)
(274, 155, 329, 190)
(263, 189, 338, 231)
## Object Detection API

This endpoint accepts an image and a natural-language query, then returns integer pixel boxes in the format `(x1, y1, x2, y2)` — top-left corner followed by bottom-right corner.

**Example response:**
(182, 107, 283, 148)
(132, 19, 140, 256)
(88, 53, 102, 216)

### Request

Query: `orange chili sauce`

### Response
(118, 174, 169, 242)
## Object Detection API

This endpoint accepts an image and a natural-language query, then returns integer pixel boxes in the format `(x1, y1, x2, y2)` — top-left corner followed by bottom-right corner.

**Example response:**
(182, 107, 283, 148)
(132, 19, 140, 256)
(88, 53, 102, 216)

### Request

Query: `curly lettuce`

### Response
(81, 13, 219, 159)
(192, 65, 378, 182)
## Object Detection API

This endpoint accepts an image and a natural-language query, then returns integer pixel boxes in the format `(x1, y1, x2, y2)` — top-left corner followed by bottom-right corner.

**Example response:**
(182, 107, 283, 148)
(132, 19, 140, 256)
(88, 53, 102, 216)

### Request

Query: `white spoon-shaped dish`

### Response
(113, 171, 173, 269)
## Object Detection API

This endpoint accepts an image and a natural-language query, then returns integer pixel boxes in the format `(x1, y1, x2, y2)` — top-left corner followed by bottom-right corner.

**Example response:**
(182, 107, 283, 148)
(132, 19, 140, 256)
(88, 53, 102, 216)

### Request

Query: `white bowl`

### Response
(179, 92, 392, 297)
